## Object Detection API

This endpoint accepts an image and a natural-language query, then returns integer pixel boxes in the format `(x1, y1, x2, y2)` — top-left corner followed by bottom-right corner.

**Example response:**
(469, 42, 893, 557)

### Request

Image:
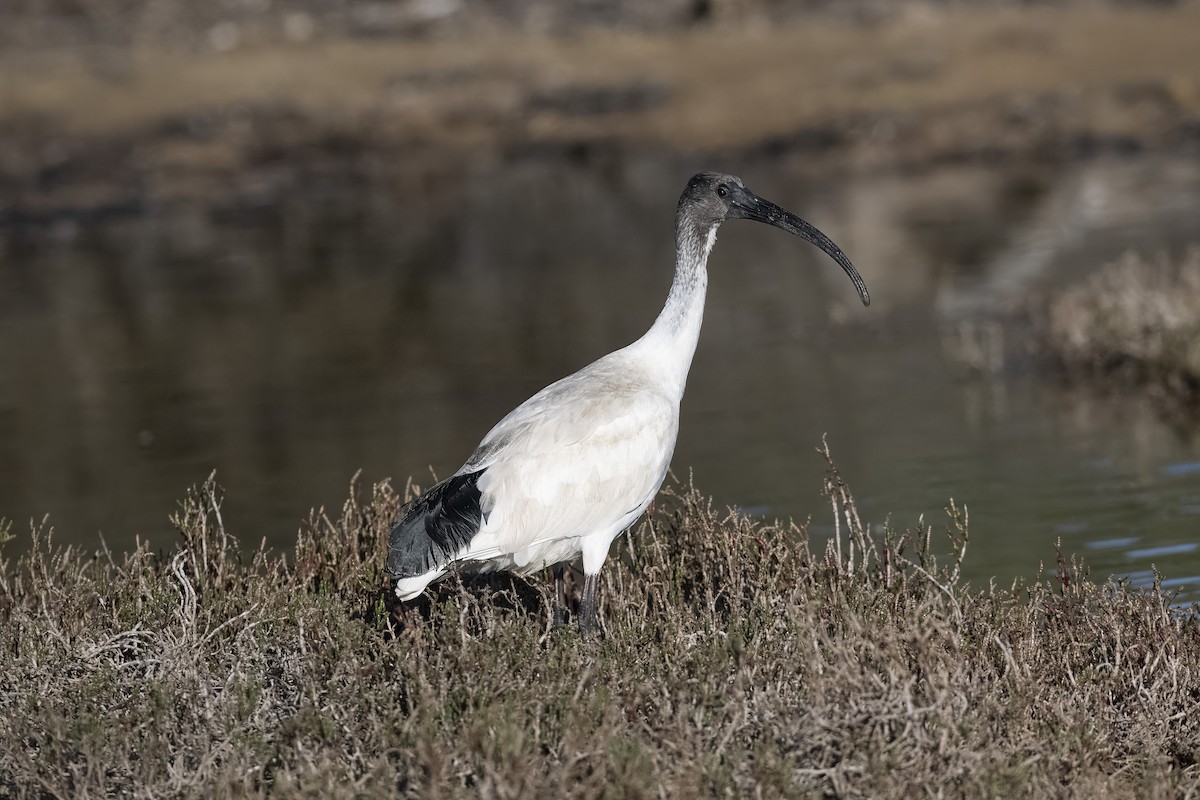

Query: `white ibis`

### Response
(387, 172, 870, 633)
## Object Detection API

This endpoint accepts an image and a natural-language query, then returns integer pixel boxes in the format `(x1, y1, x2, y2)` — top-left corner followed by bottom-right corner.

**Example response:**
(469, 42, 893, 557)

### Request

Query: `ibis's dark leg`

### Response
(580, 573, 599, 636)
(552, 564, 568, 627)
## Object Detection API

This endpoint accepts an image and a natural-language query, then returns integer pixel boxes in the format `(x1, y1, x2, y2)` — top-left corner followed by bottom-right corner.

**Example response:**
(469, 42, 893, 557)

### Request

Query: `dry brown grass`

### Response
(1, 449, 1199, 798)
(1042, 247, 1200, 413)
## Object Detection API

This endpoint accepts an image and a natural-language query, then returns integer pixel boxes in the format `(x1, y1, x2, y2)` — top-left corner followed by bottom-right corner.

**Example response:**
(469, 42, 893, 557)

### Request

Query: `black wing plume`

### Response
(386, 470, 485, 578)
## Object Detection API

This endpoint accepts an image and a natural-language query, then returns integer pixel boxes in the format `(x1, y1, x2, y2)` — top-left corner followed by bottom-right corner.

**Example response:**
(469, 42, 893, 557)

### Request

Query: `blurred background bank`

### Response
(1, 0, 1199, 598)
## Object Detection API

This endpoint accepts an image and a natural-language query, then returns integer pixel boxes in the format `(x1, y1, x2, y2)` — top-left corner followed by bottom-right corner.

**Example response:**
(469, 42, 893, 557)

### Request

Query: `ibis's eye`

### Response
(717, 185, 728, 198)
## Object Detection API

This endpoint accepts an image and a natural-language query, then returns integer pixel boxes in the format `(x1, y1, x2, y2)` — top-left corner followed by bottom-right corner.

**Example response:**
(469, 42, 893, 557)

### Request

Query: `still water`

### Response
(1, 152, 1198, 600)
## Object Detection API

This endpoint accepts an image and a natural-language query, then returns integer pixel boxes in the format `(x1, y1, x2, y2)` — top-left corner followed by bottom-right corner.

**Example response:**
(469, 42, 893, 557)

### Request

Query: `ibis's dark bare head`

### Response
(678, 172, 870, 306)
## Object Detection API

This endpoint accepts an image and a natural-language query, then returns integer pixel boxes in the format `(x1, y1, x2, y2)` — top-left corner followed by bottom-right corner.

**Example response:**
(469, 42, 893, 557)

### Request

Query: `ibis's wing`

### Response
(457, 365, 678, 564)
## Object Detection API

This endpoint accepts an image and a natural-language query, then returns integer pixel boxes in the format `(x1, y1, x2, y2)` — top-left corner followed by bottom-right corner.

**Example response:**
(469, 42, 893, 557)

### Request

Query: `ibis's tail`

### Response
(387, 470, 485, 578)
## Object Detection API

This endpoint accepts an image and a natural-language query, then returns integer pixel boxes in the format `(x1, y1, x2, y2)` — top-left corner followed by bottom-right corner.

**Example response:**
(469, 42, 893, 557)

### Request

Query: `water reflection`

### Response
(0, 152, 1197, 600)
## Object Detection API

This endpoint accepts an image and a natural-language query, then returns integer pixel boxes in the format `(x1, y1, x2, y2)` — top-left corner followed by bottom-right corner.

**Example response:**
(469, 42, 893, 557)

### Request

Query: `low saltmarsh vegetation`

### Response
(1, 450, 1198, 798)
(1041, 246, 1200, 415)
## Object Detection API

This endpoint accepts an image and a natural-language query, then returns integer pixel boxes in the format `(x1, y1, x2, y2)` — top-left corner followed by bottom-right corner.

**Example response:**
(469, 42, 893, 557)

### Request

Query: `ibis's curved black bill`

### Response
(728, 187, 870, 307)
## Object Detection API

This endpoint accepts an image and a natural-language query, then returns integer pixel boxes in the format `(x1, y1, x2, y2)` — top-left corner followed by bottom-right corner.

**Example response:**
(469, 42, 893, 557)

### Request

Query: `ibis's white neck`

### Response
(637, 218, 718, 399)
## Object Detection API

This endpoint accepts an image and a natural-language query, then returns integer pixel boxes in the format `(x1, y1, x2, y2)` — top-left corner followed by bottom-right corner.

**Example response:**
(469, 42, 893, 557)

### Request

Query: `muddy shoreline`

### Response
(4, 4, 1200, 225)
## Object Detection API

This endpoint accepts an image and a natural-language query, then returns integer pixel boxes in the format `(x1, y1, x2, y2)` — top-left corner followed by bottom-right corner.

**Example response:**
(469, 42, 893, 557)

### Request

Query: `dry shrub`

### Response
(1, 453, 1199, 799)
(1042, 247, 1200, 410)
